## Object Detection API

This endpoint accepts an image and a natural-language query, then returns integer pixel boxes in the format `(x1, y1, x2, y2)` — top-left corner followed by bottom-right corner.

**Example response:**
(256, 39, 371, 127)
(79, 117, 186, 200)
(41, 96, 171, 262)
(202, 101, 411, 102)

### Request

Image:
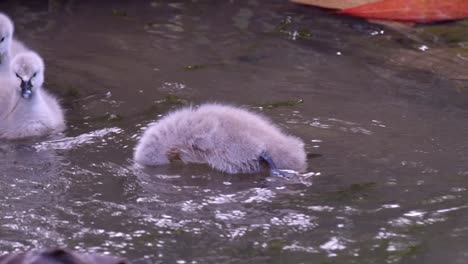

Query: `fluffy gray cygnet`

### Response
(0, 13, 28, 73)
(0, 51, 65, 139)
(134, 103, 307, 176)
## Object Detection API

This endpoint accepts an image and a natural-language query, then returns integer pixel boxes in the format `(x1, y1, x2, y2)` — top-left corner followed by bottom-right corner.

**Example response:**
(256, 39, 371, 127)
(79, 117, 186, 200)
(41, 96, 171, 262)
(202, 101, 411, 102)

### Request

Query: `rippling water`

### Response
(0, 1, 468, 263)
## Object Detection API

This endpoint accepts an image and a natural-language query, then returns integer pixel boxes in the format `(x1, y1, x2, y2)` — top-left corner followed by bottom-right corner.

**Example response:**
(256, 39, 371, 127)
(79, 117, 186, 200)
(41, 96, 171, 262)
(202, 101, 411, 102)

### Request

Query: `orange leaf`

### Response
(339, 0, 468, 23)
(290, 0, 380, 10)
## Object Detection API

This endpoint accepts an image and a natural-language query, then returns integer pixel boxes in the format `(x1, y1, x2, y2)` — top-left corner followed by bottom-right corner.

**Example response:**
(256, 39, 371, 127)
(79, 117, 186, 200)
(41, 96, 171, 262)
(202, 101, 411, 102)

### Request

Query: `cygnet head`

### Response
(10, 51, 45, 99)
(0, 13, 14, 57)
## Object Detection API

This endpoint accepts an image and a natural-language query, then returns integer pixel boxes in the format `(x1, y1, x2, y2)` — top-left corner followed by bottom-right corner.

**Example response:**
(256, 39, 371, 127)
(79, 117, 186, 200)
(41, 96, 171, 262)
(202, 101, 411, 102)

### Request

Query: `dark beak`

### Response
(20, 80, 33, 99)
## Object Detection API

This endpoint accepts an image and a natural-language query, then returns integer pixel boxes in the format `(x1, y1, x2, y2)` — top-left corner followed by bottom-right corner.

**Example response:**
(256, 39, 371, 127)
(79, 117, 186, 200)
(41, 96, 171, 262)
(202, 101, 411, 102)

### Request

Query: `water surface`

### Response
(1, 1, 468, 263)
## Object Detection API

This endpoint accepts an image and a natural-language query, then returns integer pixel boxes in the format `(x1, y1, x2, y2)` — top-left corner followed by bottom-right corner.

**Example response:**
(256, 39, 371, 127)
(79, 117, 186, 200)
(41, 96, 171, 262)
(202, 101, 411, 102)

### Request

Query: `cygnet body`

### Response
(0, 13, 28, 73)
(134, 103, 307, 175)
(0, 51, 65, 139)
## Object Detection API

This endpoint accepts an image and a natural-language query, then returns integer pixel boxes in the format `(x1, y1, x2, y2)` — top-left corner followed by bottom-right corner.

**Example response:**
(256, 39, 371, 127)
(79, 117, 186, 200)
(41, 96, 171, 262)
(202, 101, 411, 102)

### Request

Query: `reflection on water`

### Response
(34, 127, 124, 151)
(0, 0, 468, 263)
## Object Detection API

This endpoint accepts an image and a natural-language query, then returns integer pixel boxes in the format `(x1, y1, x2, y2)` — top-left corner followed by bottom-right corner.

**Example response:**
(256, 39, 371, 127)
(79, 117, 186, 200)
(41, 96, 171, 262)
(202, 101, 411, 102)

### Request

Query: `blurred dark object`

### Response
(0, 248, 129, 264)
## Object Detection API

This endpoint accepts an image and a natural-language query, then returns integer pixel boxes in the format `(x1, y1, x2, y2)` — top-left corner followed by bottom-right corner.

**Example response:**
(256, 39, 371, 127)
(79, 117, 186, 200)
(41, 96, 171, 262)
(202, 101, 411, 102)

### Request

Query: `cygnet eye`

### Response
(0, 37, 4, 42)
(32, 72, 37, 78)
